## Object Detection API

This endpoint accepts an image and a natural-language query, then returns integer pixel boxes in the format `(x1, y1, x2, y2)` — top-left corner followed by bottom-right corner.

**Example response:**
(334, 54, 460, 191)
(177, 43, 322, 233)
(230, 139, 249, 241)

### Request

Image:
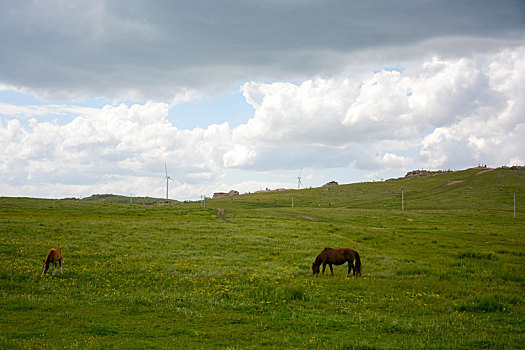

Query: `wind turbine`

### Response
(297, 169, 303, 190)
(164, 163, 173, 200)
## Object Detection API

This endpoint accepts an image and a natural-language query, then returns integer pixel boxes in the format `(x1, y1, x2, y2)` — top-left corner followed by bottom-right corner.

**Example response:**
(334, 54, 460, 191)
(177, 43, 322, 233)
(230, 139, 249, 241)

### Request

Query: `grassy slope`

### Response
(0, 168, 524, 349)
(81, 194, 178, 205)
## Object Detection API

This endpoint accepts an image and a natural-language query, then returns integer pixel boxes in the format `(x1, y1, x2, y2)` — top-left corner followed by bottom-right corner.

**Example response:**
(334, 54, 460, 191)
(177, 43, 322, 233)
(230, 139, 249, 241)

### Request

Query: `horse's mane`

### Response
(313, 254, 323, 266)
(314, 248, 332, 266)
(45, 250, 53, 263)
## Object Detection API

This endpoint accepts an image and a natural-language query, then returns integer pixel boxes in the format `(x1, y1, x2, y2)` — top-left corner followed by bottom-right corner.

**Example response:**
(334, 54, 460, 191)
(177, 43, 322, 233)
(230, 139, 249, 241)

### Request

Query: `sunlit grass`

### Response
(0, 168, 524, 348)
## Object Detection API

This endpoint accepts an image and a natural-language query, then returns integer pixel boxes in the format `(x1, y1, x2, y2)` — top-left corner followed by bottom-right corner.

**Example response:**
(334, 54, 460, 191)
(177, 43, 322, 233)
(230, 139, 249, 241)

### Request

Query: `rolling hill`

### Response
(0, 166, 523, 348)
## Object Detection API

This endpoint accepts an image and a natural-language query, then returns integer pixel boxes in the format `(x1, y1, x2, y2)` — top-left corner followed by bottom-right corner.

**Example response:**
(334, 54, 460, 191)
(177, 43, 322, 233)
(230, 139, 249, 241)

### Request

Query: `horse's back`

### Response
(47, 248, 62, 261)
(342, 248, 356, 259)
(328, 248, 357, 262)
(318, 247, 357, 263)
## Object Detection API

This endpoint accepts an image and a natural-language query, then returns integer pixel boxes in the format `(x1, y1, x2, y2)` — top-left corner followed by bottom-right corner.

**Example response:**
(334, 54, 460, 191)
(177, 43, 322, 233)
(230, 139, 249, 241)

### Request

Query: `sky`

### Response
(1, 0, 524, 200)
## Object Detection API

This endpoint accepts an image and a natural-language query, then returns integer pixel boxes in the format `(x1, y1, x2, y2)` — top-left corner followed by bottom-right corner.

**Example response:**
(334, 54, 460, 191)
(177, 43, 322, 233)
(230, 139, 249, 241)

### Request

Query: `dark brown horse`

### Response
(312, 247, 361, 277)
(42, 248, 63, 276)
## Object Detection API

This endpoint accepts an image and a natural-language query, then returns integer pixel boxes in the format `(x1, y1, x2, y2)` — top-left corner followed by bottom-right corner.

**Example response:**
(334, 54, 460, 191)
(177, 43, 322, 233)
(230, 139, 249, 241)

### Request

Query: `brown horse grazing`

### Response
(42, 248, 63, 276)
(312, 247, 361, 277)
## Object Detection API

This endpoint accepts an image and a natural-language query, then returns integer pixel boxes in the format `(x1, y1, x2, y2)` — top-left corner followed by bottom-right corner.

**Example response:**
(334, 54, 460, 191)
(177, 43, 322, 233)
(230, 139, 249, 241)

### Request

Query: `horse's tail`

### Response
(354, 251, 361, 276)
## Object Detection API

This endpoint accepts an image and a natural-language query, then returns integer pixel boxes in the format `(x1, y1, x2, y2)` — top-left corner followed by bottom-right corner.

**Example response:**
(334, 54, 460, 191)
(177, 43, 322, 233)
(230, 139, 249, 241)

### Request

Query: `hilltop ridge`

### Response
(80, 194, 178, 205)
(206, 166, 525, 212)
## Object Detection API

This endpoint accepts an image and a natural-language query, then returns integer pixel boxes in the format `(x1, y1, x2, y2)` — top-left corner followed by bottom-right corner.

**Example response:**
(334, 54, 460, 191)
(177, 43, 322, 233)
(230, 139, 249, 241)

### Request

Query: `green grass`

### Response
(0, 167, 524, 348)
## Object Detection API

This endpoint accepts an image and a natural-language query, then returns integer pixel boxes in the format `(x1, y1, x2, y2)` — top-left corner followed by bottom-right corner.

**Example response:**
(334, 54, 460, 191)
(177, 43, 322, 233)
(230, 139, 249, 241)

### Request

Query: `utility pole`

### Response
(401, 186, 405, 211)
(514, 193, 516, 219)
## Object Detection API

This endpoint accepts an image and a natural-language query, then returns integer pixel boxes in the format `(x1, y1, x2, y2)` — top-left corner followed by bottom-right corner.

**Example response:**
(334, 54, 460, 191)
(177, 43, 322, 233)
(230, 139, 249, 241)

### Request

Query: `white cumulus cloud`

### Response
(227, 46, 525, 174)
(1, 46, 524, 199)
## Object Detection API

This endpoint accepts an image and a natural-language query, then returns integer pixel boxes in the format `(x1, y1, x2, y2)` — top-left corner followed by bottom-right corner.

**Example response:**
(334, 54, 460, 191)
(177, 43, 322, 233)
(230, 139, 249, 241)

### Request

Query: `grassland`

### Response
(0, 167, 524, 349)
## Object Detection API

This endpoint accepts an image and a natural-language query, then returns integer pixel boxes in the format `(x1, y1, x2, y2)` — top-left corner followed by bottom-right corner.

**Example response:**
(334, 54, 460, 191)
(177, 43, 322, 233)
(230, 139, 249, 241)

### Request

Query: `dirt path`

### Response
(476, 168, 494, 176)
(296, 214, 320, 221)
(217, 208, 225, 221)
(446, 180, 463, 186)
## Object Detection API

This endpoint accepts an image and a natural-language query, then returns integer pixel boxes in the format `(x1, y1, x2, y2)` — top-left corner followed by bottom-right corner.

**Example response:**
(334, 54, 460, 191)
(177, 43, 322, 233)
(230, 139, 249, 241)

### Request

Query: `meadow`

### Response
(0, 167, 524, 349)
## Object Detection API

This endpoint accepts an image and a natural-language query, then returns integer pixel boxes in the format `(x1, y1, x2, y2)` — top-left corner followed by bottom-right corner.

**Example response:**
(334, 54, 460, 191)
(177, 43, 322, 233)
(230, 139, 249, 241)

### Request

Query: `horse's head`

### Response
(311, 263, 320, 276)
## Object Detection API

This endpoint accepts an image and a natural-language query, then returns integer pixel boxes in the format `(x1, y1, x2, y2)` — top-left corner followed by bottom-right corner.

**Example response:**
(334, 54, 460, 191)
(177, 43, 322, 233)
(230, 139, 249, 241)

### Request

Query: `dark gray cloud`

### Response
(1, 0, 524, 100)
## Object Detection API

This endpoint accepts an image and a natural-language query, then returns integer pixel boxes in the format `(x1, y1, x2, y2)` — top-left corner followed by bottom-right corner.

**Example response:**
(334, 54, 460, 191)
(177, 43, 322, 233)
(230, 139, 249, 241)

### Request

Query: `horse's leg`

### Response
(59, 259, 63, 274)
(322, 263, 326, 276)
(329, 264, 334, 276)
(347, 262, 352, 278)
(53, 261, 56, 275)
